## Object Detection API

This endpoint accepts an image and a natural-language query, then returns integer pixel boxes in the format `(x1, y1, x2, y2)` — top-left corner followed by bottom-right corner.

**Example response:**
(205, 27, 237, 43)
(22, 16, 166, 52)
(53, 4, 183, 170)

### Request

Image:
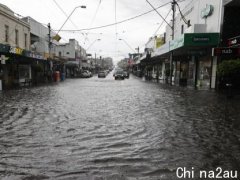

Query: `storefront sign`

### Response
(212, 47, 240, 56)
(193, 37, 210, 42)
(155, 37, 165, 48)
(170, 35, 184, 51)
(9, 47, 23, 55)
(185, 33, 220, 47)
(24, 51, 45, 60)
(201, 4, 214, 19)
(153, 43, 170, 57)
(228, 36, 240, 47)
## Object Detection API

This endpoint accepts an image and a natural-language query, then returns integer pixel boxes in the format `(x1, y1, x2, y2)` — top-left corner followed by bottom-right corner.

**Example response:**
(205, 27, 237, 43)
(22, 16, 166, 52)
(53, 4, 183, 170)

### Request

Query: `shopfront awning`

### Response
(0, 43, 47, 62)
(150, 33, 220, 58)
(170, 33, 220, 51)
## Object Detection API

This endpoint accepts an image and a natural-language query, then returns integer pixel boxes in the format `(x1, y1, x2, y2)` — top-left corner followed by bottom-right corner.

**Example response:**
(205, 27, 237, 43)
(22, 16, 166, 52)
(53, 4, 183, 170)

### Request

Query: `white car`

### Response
(81, 70, 92, 78)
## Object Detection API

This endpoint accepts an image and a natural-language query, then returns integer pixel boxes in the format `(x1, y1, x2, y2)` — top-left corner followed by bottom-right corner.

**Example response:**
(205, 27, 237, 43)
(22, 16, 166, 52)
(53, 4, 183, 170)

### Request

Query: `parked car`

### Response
(114, 70, 125, 80)
(81, 70, 92, 78)
(98, 71, 106, 78)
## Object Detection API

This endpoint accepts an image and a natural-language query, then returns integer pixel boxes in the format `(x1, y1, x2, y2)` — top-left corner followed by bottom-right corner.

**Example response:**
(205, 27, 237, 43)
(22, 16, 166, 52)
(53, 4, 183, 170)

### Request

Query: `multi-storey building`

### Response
(0, 4, 30, 49)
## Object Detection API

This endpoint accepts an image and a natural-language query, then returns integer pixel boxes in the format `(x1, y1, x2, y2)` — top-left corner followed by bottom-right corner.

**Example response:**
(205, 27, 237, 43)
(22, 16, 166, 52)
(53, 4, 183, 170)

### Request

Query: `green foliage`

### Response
(217, 59, 240, 77)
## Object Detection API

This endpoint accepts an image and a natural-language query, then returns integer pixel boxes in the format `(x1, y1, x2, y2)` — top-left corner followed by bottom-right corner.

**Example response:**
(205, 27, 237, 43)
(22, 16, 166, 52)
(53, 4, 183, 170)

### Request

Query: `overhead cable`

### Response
(53, 1, 171, 32)
(176, 2, 190, 26)
(84, 0, 103, 44)
(153, 8, 171, 36)
(52, 0, 79, 30)
(146, 0, 172, 29)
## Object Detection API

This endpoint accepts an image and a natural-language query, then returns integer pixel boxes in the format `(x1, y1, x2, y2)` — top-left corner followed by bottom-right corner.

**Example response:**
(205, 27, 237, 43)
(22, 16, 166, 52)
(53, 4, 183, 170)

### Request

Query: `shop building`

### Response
(213, 0, 240, 59)
(21, 16, 63, 84)
(55, 39, 87, 78)
(139, 0, 239, 89)
(0, 3, 31, 89)
(0, 3, 66, 90)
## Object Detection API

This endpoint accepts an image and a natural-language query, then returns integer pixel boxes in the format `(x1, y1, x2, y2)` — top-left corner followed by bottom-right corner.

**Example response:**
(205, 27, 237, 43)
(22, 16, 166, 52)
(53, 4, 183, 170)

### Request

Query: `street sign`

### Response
(212, 47, 240, 56)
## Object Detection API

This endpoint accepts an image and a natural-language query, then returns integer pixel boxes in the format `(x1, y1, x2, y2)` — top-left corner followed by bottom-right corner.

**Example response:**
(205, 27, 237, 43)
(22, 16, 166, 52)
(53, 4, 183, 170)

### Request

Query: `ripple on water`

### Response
(0, 77, 240, 179)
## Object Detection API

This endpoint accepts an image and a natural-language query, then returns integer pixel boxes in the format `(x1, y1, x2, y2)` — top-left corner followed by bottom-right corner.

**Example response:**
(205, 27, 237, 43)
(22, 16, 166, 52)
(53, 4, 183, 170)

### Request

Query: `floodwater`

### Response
(0, 72, 240, 180)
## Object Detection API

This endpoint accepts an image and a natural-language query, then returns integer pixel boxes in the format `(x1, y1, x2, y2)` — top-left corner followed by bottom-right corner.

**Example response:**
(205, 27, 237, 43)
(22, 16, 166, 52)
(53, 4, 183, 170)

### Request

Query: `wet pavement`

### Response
(0, 72, 240, 180)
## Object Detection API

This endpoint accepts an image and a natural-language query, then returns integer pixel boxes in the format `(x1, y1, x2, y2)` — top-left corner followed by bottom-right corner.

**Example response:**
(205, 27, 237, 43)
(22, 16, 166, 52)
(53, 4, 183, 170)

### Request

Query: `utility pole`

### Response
(48, 23, 51, 57)
(100, 56, 103, 70)
(95, 53, 97, 73)
(169, 0, 176, 85)
(172, 0, 176, 40)
(48, 23, 53, 79)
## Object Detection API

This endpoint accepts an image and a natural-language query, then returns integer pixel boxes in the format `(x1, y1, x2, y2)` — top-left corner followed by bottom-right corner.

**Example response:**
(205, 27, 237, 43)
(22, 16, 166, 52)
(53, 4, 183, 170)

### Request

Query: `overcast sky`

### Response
(1, 0, 188, 63)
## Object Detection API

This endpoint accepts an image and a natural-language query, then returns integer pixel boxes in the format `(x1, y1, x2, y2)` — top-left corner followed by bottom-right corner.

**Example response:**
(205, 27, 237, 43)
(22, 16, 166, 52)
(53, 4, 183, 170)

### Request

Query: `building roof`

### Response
(0, 3, 14, 16)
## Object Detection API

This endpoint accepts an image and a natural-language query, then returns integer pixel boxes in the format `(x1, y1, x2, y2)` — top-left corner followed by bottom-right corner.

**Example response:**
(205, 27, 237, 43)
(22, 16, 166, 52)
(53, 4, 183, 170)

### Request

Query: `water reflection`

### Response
(0, 75, 240, 179)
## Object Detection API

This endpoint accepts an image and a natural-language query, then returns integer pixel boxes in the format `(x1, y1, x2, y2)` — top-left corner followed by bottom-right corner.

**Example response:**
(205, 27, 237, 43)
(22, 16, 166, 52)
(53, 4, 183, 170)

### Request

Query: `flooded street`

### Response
(0, 73, 240, 180)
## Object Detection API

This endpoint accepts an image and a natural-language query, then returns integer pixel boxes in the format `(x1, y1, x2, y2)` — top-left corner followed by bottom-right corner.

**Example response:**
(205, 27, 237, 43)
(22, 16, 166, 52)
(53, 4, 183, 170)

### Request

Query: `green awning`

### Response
(170, 33, 220, 51)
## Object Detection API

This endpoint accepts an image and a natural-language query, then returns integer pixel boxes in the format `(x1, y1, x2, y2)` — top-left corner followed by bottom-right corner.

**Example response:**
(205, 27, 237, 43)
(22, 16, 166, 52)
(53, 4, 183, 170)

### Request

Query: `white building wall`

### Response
(0, 3, 30, 50)
(166, 0, 223, 41)
(55, 39, 77, 59)
(22, 16, 59, 54)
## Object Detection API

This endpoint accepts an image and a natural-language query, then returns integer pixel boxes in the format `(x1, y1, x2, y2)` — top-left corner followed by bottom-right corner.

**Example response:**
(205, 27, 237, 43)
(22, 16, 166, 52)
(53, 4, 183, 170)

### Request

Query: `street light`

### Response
(118, 38, 136, 53)
(57, 5, 86, 35)
(86, 39, 101, 51)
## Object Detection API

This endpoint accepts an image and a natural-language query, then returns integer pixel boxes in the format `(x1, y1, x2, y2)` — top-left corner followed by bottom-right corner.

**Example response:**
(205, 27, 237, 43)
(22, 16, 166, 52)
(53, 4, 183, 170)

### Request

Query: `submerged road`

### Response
(0, 72, 240, 180)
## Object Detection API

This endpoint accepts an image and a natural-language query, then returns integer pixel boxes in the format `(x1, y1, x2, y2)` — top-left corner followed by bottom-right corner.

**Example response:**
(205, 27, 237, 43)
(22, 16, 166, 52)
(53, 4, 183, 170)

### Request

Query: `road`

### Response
(0, 72, 240, 180)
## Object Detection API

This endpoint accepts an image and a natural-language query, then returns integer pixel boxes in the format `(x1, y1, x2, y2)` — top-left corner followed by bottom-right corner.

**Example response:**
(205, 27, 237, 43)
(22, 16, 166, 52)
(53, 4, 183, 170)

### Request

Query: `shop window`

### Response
(187, 20, 191, 27)
(19, 65, 30, 79)
(197, 58, 211, 88)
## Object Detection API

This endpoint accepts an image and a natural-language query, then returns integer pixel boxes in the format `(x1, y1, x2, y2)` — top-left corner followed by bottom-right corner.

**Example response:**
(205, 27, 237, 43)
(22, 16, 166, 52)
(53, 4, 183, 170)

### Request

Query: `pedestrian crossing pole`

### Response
(169, 0, 176, 85)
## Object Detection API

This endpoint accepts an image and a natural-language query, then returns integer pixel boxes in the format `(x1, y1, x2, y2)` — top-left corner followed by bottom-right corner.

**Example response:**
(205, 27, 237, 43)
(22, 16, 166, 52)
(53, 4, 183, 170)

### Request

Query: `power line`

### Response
(153, 8, 171, 36)
(176, 1, 190, 26)
(52, 0, 80, 31)
(54, 1, 172, 32)
(89, 0, 102, 28)
(146, 0, 172, 29)
(84, 0, 103, 44)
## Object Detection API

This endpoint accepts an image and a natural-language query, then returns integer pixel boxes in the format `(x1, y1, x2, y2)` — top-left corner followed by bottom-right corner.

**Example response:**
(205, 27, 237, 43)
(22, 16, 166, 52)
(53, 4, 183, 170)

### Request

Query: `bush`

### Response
(217, 59, 240, 77)
(217, 59, 240, 89)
